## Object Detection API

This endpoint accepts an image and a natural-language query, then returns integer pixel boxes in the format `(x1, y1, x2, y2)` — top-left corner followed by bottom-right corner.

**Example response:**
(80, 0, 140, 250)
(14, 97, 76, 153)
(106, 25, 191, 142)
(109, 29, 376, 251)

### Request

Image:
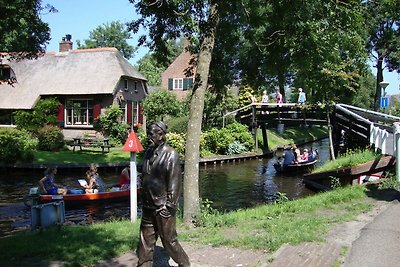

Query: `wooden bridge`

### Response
(225, 102, 400, 157)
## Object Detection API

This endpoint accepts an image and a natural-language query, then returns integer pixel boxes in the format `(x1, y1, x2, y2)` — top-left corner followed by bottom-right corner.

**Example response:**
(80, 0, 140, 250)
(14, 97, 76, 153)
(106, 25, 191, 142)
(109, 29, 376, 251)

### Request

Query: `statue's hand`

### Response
(157, 205, 173, 218)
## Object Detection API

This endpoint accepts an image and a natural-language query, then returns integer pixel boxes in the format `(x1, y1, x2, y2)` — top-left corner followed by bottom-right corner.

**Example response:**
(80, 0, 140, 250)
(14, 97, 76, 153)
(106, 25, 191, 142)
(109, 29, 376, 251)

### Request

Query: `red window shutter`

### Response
(139, 103, 144, 124)
(127, 102, 132, 123)
(57, 104, 64, 123)
(93, 104, 101, 119)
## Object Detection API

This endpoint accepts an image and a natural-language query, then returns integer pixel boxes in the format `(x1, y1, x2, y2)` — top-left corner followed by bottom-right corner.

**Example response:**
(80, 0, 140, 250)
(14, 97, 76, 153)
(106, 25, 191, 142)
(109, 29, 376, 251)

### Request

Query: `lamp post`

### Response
(379, 81, 390, 113)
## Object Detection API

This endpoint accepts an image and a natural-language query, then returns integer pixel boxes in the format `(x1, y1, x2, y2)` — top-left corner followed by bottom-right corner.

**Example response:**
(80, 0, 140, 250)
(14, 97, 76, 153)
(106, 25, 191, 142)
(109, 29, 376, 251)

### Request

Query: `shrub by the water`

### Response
(37, 125, 65, 151)
(0, 128, 38, 163)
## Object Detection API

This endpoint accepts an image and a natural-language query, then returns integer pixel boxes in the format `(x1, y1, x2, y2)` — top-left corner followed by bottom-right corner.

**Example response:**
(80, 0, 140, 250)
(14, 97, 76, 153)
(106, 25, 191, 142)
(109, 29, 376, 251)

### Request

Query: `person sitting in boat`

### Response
(119, 166, 130, 190)
(39, 167, 67, 195)
(119, 166, 142, 190)
(90, 165, 107, 191)
(282, 148, 295, 166)
(300, 148, 309, 162)
(83, 169, 106, 194)
(292, 145, 301, 163)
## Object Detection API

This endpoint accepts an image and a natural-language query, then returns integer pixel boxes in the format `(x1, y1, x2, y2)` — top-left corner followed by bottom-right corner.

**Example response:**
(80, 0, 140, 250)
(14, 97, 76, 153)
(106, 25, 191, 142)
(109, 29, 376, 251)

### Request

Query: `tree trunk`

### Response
(278, 70, 285, 101)
(183, 1, 219, 224)
(374, 53, 384, 111)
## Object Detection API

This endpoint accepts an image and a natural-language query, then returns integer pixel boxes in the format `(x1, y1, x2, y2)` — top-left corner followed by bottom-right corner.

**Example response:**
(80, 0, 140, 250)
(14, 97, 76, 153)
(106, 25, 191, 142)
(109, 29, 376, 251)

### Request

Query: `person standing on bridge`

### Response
(275, 90, 283, 104)
(262, 90, 269, 103)
(297, 88, 306, 104)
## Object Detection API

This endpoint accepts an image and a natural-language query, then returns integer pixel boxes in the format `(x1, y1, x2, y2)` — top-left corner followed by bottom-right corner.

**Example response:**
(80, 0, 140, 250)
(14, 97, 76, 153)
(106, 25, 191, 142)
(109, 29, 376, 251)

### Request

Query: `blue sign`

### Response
(381, 97, 389, 108)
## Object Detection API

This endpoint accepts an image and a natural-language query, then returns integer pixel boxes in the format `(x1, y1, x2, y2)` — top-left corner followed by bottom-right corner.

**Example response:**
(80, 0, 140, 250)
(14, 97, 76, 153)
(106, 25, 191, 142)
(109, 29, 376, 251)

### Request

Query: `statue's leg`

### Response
(156, 214, 190, 267)
(137, 209, 157, 267)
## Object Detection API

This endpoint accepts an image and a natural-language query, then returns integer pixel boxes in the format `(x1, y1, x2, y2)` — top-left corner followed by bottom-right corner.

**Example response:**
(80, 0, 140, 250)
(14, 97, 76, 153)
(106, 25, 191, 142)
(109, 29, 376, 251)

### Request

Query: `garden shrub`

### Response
(0, 128, 38, 163)
(166, 132, 186, 155)
(37, 125, 65, 151)
(204, 128, 235, 154)
(226, 141, 247, 155)
(202, 122, 254, 155)
(225, 122, 254, 150)
(166, 116, 189, 134)
(96, 105, 129, 145)
(13, 98, 59, 133)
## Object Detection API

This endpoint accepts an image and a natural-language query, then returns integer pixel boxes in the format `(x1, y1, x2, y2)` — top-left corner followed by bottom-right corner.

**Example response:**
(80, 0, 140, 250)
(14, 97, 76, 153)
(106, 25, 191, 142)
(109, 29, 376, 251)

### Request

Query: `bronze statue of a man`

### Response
(137, 121, 190, 267)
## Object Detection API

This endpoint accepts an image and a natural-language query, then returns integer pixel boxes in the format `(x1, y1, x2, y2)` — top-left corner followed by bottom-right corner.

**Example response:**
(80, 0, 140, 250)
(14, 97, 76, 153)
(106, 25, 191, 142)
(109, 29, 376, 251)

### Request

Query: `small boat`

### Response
(25, 186, 140, 208)
(274, 159, 318, 174)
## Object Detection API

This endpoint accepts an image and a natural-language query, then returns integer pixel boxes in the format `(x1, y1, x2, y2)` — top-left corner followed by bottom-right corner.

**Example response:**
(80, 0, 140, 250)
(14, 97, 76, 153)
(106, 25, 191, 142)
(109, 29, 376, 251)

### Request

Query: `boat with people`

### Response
(24, 186, 140, 208)
(274, 159, 318, 173)
(274, 147, 318, 174)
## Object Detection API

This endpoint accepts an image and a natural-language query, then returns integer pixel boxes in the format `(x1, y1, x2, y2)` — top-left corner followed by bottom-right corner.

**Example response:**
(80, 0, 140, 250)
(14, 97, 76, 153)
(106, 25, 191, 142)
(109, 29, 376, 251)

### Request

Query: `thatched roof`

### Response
(0, 48, 146, 109)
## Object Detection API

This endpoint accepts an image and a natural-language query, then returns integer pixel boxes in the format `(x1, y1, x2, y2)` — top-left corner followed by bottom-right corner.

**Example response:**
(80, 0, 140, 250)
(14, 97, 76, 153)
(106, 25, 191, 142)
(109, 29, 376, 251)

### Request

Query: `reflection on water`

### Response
(0, 138, 329, 236)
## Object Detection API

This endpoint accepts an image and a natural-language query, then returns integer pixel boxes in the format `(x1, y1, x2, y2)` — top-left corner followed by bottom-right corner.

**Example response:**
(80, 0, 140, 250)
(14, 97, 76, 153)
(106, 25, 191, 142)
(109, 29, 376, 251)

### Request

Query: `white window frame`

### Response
(173, 78, 183, 90)
(65, 99, 94, 127)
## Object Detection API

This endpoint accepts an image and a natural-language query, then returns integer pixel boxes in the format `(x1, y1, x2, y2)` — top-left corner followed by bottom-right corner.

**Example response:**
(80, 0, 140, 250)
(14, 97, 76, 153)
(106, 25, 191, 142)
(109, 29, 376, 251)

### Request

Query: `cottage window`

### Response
(119, 100, 127, 123)
(173, 78, 183, 90)
(131, 101, 140, 124)
(124, 79, 128, 91)
(168, 78, 193, 90)
(0, 65, 11, 80)
(120, 101, 140, 124)
(65, 99, 94, 126)
(0, 110, 13, 125)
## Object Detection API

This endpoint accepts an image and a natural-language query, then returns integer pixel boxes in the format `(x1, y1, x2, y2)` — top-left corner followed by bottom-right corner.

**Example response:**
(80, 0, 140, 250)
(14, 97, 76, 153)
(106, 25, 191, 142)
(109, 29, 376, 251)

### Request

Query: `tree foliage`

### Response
(96, 105, 129, 144)
(364, 0, 400, 110)
(77, 21, 136, 59)
(0, 0, 53, 59)
(203, 86, 239, 129)
(143, 89, 183, 122)
(13, 98, 59, 133)
(136, 39, 184, 86)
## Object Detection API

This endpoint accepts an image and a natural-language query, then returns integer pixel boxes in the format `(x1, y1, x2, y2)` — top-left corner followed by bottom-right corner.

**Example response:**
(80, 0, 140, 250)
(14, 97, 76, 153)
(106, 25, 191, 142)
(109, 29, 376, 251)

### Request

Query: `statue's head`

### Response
(147, 121, 167, 146)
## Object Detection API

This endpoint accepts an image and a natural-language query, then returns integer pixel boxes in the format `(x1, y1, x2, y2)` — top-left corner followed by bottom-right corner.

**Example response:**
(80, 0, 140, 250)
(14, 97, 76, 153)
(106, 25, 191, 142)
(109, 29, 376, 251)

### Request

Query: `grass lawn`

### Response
(33, 147, 139, 164)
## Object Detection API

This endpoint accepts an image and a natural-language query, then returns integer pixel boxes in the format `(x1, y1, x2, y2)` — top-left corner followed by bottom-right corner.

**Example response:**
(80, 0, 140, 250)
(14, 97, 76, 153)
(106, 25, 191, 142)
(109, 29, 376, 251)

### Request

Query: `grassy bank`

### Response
(32, 126, 328, 164)
(265, 126, 328, 150)
(312, 149, 380, 173)
(0, 186, 372, 266)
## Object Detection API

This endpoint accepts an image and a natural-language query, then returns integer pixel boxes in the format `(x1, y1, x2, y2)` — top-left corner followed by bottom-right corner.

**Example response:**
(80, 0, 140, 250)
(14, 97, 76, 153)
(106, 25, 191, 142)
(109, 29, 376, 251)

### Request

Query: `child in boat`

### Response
(83, 169, 106, 194)
(39, 167, 67, 195)
(300, 148, 309, 162)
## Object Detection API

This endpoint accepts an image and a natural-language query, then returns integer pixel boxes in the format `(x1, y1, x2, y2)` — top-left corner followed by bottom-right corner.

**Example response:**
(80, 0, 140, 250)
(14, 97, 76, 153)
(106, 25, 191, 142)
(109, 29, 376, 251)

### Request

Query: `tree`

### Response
(77, 21, 136, 59)
(0, 0, 53, 59)
(130, 0, 220, 223)
(364, 0, 400, 110)
(13, 98, 59, 133)
(143, 89, 182, 122)
(136, 39, 184, 86)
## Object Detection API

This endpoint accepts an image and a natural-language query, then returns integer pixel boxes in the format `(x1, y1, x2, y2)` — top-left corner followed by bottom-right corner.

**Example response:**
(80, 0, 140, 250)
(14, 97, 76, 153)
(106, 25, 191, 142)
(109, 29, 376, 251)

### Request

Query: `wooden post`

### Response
(261, 124, 269, 153)
(252, 104, 258, 151)
(327, 105, 336, 160)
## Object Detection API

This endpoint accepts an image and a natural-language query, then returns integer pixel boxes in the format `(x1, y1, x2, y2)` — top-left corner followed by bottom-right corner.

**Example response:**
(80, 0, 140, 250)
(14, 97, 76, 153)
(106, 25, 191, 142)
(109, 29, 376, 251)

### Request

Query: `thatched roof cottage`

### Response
(0, 35, 148, 138)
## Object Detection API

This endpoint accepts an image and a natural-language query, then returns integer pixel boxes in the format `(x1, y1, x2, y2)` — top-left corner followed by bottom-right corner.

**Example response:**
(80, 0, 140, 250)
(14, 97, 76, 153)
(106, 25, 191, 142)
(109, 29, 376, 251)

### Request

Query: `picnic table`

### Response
(71, 137, 112, 152)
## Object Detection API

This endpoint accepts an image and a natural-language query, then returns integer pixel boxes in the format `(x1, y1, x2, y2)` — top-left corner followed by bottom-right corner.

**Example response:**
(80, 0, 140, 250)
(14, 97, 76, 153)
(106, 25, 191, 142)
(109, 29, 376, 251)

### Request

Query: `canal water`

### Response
(0, 138, 329, 237)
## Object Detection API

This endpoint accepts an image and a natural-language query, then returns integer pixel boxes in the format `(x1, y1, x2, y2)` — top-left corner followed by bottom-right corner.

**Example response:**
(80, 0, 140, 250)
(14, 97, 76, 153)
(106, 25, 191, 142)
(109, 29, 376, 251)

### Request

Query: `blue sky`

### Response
(41, 0, 400, 95)
(41, 0, 149, 65)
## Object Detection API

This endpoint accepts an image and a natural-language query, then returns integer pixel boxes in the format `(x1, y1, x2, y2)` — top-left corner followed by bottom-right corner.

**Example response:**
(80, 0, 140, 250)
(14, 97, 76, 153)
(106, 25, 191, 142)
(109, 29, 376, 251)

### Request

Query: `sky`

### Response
(41, 0, 149, 65)
(41, 0, 400, 95)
